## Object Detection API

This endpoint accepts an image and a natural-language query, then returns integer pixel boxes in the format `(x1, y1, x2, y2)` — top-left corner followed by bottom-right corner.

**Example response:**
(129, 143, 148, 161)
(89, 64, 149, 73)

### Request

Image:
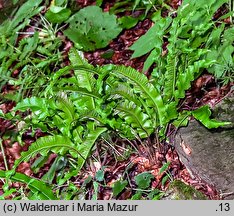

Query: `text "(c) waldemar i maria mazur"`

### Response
(19, 203, 139, 212)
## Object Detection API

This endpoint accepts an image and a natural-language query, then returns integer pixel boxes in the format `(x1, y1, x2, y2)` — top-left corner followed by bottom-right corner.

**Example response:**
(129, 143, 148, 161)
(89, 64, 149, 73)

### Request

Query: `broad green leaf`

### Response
(134, 172, 154, 189)
(45, 7, 71, 24)
(112, 180, 128, 197)
(131, 192, 142, 200)
(64, 6, 122, 51)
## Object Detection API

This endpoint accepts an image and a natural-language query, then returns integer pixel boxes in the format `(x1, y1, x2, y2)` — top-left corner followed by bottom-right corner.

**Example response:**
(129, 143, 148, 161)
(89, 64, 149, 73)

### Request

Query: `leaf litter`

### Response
(0, 0, 233, 200)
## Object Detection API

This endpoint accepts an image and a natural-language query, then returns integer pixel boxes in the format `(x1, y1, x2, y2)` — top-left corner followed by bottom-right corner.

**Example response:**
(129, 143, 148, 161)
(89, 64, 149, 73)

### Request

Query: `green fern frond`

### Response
(56, 93, 76, 125)
(109, 83, 141, 106)
(69, 48, 96, 91)
(175, 59, 214, 99)
(69, 48, 88, 66)
(79, 110, 106, 125)
(59, 86, 101, 99)
(13, 135, 82, 170)
(163, 55, 178, 102)
(13, 96, 53, 120)
(0, 170, 57, 200)
(115, 100, 153, 138)
(77, 127, 107, 171)
(110, 65, 166, 126)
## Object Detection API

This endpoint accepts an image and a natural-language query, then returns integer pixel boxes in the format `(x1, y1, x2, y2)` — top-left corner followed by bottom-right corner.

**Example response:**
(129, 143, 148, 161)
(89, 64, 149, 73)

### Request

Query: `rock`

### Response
(162, 180, 207, 200)
(174, 93, 234, 199)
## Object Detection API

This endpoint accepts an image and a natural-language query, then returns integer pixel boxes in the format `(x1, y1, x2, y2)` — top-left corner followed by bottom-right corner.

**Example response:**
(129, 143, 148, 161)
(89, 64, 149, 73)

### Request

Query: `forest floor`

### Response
(0, 0, 233, 200)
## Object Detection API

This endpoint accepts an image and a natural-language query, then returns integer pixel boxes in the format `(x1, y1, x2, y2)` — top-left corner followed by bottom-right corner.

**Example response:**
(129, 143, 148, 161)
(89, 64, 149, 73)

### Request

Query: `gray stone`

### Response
(174, 93, 234, 199)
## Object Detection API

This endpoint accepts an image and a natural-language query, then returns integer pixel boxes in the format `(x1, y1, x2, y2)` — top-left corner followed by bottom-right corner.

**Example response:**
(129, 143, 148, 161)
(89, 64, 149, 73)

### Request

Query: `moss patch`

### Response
(164, 180, 207, 200)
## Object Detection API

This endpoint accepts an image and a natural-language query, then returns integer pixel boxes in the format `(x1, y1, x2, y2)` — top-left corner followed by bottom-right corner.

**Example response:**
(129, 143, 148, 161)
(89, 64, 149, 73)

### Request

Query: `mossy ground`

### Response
(166, 180, 207, 200)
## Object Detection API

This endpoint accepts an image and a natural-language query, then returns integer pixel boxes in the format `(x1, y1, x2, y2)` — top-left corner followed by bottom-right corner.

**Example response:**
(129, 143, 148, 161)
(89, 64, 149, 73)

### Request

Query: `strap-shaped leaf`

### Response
(192, 105, 231, 129)
(115, 100, 154, 138)
(59, 86, 101, 99)
(110, 65, 167, 126)
(13, 135, 82, 169)
(56, 93, 76, 125)
(108, 82, 142, 107)
(77, 127, 107, 171)
(0, 170, 57, 200)
(69, 48, 95, 91)
(163, 55, 178, 102)
(175, 59, 214, 99)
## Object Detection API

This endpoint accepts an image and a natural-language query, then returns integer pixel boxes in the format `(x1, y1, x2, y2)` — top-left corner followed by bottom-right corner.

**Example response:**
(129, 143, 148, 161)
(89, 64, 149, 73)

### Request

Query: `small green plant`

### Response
(134, 172, 154, 189)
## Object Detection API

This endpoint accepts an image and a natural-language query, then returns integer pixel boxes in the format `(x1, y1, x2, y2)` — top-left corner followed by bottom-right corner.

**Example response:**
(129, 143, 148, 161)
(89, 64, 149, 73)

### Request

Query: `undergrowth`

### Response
(0, 0, 233, 200)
